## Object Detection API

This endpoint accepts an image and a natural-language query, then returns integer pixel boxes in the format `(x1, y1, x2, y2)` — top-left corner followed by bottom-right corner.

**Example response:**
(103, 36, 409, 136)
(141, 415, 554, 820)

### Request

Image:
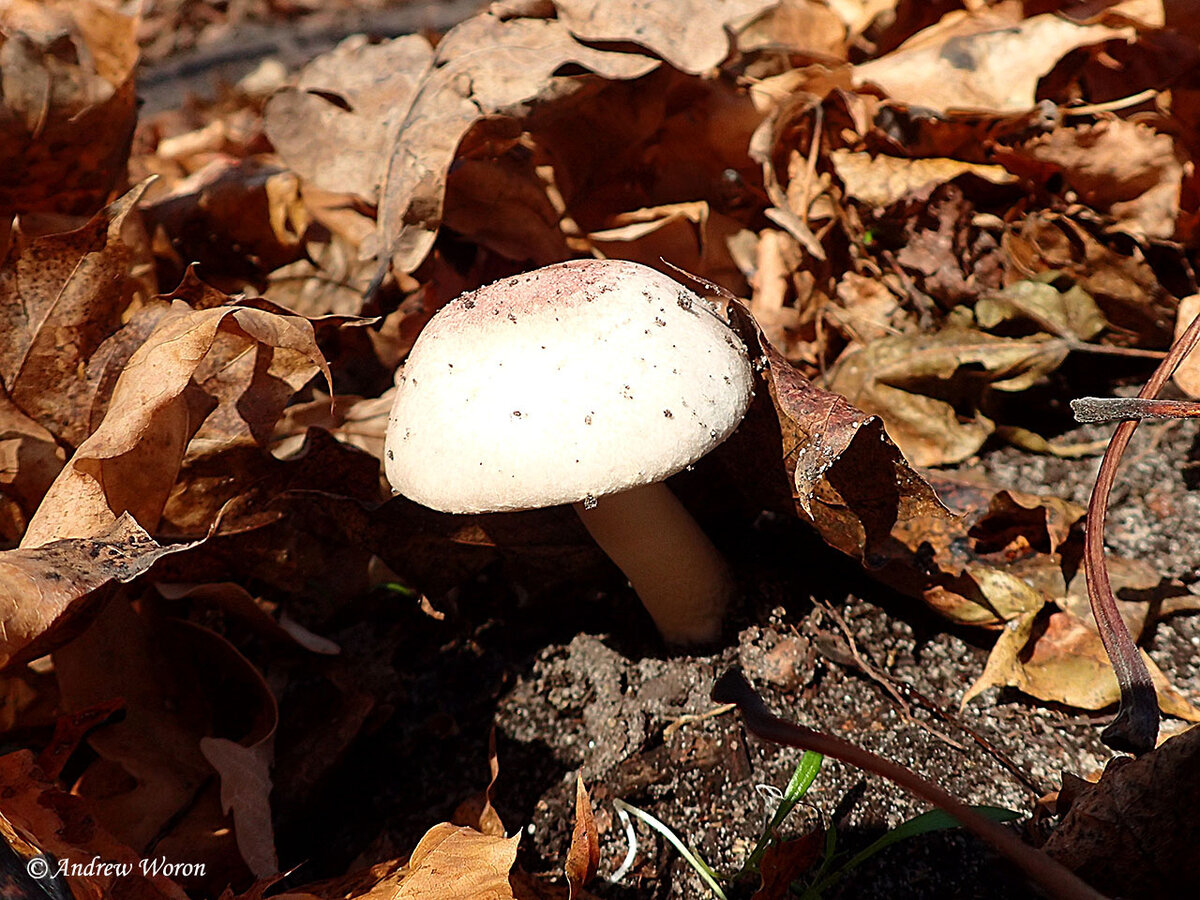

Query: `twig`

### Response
(712, 669, 1107, 900)
(817, 605, 1044, 795)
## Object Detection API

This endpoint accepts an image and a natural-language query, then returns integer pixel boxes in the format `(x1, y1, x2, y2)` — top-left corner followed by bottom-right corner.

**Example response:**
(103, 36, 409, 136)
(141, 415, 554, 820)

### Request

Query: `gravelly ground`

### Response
(481, 412, 1200, 899)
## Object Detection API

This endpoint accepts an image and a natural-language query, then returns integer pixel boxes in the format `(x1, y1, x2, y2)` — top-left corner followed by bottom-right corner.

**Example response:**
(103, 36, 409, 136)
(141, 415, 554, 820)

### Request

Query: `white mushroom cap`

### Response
(384, 259, 753, 513)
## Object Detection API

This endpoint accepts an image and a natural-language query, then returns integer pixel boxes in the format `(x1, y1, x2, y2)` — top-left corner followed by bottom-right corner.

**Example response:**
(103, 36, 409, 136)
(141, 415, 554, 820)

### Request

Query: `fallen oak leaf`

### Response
(962, 608, 1200, 722)
(1042, 726, 1200, 896)
(0, 0, 139, 216)
(22, 300, 331, 547)
(853, 9, 1131, 113)
(712, 669, 1105, 900)
(552, 0, 778, 74)
(830, 149, 1017, 208)
(264, 34, 435, 204)
(0, 513, 199, 668)
(827, 326, 1069, 467)
(0, 750, 190, 900)
(369, 10, 658, 277)
(200, 737, 278, 879)
(725, 299, 953, 559)
(0, 183, 152, 447)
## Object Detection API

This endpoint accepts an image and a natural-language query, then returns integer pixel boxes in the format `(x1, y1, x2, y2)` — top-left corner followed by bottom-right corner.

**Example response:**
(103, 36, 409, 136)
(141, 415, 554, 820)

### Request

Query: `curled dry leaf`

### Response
(0, 385, 64, 544)
(265, 34, 435, 203)
(726, 302, 953, 564)
(853, 9, 1132, 113)
(452, 730, 505, 838)
(975, 278, 1106, 342)
(0, 750, 189, 900)
(0, 184, 151, 446)
(828, 327, 1069, 466)
(396, 824, 520, 899)
(23, 300, 330, 547)
(0, 0, 139, 216)
(734, 0, 847, 58)
(1043, 726, 1200, 897)
(552, 0, 778, 73)
(143, 158, 310, 287)
(587, 202, 747, 293)
(370, 11, 658, 275)
(831, 149, 1016, 208)
(55, 600, 280, 891)
(1000, 118, 1182, 240)
(564, 774, 599, 896)
(963, 608, 1200, 721)
(0, 513, 198, 668)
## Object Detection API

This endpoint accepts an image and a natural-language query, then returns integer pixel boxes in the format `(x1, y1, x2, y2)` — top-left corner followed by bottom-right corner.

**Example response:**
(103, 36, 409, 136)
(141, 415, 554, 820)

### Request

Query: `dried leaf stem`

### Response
(1079, 311, 1200, 753)
(712, 669, 1107, 900)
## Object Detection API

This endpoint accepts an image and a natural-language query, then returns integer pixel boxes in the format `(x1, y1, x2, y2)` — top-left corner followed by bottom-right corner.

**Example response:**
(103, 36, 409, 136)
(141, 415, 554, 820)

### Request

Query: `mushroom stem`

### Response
(573, 482, 733, 646)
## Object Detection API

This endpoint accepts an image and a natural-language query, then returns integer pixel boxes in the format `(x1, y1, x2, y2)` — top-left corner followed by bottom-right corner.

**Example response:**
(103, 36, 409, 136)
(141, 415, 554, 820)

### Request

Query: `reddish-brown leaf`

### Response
(564, 774, 599, 897)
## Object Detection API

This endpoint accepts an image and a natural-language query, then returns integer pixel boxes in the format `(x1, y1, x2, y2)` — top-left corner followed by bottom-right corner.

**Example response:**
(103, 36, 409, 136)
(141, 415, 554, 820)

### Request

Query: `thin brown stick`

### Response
(712, 669, 1107, 900)
(1072, 396, 1200, 423)
(1082, 311, 1200, 753)
(818, 604, 1045, 795)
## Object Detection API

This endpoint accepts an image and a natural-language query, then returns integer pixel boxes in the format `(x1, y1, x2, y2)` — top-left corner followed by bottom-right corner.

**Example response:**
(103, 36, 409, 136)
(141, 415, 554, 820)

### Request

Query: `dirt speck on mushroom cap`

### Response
(384, 259, 754, 513)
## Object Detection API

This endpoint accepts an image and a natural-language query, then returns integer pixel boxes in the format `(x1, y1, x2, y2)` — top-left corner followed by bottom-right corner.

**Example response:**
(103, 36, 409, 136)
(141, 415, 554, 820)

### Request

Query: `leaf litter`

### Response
(2, 0, 1200, 897)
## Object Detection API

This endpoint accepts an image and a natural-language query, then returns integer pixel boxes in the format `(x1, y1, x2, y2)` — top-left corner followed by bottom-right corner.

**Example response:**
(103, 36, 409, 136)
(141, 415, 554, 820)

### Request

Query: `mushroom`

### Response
(384, 259, 754, 645)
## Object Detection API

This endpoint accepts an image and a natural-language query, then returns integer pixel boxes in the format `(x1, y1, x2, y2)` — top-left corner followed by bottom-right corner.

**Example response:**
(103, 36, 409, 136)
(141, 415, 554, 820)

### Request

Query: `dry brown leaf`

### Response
(399, 823, 520, 899)
(975, 278, 1106, 342)
(1043, 726, 1200, 896)
(853, 8, 1132, 113)
(23, 301, 330, 547)
(893, 476, 1083, 627)
(1002, 119, 1182, 240)
(443, 152, 570, 267)
(552, 0, 777, 73)
(268, 825, 521, 900)
(271, 391, 392, 463)
(588, 202, 747, 293)
(200, 736, 279, 878)
(265, 34, 435, 203)
(831, 271, 904, 343)
(0, 750, 189, 900)
(825, 0, 901, 36)
(370, 11, 658, 276)
(1172, 294, 1200, 396)
(831, 149, 1016, 208)
(0, 184, 151, 446)
(55, 600, 279, 892)
(0, 514, 198, 668)
(144, 158, 310, 289)
(751, 831, 824, 899)
(453, 731, 506, 838)
(0, 384, 64, 544)
(0, 0, 139, 216)
(964, 609, 1200, 721)
(828, 327, 1069, 466)
(726, 303, 953, 563)
(734, 0, 847, 58)
(564, 774, 599, 897)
